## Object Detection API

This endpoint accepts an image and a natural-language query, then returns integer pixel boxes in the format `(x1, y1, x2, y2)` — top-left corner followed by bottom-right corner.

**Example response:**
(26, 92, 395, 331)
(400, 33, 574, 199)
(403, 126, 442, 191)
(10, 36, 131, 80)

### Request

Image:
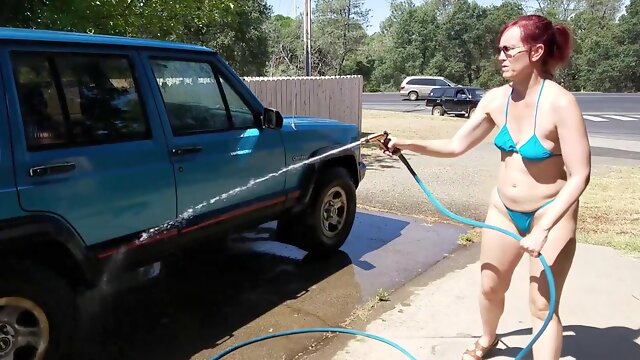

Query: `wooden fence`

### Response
(243, 75, 363, 130)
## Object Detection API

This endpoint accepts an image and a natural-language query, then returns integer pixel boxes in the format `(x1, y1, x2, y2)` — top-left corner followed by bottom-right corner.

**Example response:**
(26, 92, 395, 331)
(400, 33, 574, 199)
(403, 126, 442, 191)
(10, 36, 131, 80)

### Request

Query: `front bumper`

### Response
(358, 160, 366, 184)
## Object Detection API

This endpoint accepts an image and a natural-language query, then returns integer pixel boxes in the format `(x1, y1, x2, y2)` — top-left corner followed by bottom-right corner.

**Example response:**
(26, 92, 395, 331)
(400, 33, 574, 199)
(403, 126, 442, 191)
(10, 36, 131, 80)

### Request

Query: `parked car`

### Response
(0, 27, 366, 359)
(425, 86, 485, 118)
(399, 76, 456, 101)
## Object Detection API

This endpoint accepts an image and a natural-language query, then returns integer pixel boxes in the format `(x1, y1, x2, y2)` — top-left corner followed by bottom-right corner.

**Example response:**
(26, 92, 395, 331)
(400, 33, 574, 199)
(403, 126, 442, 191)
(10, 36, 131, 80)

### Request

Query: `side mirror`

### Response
(262, 107, 283, 129)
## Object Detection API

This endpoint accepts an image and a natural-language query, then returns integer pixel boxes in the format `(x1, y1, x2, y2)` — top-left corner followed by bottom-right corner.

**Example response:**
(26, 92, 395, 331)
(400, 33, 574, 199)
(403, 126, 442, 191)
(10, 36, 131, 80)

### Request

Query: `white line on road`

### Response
(605, 115, 639, 121)
(584, 115, 609, 122)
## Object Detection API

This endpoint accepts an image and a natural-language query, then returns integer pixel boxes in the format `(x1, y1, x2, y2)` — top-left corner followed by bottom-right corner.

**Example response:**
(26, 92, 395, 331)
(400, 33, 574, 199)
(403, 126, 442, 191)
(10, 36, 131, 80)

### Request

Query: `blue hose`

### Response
(394, 152, 555, 360)
(208, 328, 418, 360)
(208, 149, 555, 360)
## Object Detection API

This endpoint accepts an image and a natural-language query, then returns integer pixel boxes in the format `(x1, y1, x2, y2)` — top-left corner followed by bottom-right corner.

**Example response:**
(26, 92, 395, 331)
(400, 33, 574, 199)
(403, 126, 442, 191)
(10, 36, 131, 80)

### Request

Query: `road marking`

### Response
(605, 115, 639, 121)
(583, 115, 609, 122)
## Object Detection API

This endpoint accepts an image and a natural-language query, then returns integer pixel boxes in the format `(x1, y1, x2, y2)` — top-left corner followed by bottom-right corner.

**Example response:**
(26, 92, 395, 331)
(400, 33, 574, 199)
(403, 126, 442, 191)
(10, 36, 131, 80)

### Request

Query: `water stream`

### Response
(138, 139, 362, 242)
(97, 138, 363, 292)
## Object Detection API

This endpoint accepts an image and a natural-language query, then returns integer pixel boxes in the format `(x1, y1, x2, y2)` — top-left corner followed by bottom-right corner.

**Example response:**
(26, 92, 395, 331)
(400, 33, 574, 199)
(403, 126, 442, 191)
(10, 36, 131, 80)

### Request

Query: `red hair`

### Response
(499, 15, 574, 75)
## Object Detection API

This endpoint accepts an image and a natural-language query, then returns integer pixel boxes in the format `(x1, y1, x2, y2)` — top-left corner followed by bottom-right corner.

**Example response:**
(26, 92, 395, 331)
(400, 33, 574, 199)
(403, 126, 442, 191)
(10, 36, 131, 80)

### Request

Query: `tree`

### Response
(313, 0, 371, 75)
(0, 0, 272, 76)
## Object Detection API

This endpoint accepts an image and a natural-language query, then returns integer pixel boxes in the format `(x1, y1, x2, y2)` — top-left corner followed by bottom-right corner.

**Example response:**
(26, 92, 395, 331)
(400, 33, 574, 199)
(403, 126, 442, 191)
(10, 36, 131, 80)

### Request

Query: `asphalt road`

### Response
(363, 92, 640, 138)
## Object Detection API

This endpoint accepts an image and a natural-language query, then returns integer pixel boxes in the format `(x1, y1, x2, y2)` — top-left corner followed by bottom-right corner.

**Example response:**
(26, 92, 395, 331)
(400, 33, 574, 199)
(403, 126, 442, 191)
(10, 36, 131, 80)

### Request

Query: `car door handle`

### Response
(171, 146, 203, 156)
(29, 162, 76, 177)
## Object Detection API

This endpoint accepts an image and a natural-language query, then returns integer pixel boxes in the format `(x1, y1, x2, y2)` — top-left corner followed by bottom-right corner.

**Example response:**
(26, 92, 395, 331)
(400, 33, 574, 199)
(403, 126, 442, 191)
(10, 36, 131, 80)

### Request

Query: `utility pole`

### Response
(303, 0, 312, 76)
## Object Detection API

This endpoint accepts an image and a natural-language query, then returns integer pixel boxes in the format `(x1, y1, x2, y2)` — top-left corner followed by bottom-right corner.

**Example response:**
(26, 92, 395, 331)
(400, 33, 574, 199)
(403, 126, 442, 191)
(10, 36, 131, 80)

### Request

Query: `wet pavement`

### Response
(72, 209, 466, 360)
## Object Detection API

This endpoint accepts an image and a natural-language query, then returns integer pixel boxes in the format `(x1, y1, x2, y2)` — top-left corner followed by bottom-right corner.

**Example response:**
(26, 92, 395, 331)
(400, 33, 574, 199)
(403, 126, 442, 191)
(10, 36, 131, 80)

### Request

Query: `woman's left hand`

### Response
(520, 227, 550, 258)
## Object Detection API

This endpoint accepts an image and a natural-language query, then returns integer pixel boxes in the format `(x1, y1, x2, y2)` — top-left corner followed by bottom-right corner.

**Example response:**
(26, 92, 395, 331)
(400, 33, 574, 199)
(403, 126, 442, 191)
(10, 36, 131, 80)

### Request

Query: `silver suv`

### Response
(399, 76, 456, 101)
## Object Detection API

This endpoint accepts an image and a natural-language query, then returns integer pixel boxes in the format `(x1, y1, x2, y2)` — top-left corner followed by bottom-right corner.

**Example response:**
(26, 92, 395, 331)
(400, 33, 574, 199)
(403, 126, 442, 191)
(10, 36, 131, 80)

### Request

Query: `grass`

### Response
(361, 110, 640, 255)
(361, 109, 466, 143)
(577, 166, 640, 254)
(458, 229, 482, 246)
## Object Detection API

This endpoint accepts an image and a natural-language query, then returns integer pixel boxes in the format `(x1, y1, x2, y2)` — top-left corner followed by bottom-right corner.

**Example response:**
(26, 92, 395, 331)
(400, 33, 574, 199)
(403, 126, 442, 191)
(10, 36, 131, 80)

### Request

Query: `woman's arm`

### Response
(385, 88, 500, 158)
(537, 92, 592, 233)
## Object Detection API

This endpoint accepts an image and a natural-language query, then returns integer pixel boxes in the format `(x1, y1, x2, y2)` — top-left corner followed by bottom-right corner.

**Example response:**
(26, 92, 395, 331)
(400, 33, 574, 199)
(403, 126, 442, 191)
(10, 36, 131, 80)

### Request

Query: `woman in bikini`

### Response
(382, 15, 591, 359)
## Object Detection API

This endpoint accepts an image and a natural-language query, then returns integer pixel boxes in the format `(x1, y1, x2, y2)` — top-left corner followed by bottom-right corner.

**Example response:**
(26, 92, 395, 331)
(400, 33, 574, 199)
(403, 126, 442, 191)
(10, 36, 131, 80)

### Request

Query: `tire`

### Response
(277, 167, 357, 255)
(432, 105, 445, 116)
(0, 261, 76, 360)
(408, 91, 418, 101)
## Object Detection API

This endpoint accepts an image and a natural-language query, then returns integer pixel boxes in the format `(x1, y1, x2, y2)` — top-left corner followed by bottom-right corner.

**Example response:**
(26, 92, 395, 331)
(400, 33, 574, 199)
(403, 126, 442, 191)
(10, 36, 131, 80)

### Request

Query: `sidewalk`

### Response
(303, 243, 640, 360)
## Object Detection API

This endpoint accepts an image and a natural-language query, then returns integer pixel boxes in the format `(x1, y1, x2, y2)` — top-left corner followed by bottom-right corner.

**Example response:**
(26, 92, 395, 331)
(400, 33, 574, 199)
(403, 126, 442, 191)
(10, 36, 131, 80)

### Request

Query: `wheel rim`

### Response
(434, 108, 442, 115)
(409, 92, 417, 100)
(320, 186, 348, 238)
(0, 297, 49, 360)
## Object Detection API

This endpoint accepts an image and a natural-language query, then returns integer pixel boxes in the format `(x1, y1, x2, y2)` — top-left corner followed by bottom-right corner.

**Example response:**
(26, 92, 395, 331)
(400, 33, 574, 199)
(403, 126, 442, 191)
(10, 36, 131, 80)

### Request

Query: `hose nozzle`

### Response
(360, 131, 401, 156)
(360, 131, 389, 144)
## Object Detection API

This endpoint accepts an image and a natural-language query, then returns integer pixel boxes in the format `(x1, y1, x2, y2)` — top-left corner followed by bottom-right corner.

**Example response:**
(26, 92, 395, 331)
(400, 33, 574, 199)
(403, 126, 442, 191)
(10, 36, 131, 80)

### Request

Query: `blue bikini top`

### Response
(493, 79, 561, 162)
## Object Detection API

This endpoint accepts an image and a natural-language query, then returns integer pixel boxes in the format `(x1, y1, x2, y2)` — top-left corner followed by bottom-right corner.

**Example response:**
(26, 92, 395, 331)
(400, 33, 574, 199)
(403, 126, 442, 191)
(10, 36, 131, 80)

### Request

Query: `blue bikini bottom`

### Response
(497, 191, 555, 234)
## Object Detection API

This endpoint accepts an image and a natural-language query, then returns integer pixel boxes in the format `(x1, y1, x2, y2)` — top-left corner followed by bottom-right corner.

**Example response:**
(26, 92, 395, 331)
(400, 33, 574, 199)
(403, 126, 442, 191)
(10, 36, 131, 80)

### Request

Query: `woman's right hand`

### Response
(380, 136, 405, 157)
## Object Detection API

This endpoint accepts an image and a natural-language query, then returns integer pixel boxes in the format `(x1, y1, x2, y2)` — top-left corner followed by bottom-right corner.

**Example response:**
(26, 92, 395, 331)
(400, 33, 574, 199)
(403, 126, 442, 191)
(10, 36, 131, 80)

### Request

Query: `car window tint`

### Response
(150, 59, 229, 135)
(430, 88, 445, 97)
(436, 79, 450, 86)
(12, 52, 149, 151)
(219, 77, 255, 128)
(444, 88, 456, 97)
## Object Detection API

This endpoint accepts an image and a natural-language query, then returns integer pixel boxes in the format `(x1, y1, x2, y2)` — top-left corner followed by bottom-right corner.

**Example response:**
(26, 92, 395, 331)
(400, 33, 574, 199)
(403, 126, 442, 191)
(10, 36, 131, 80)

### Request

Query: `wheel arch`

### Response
(0, 214, 101, 288)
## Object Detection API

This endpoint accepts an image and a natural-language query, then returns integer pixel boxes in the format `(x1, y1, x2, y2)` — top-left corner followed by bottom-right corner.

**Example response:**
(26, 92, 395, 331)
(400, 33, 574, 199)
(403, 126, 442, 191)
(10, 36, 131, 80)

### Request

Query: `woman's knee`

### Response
(529, 290, 553, 320)
(480, 269, 510, 300)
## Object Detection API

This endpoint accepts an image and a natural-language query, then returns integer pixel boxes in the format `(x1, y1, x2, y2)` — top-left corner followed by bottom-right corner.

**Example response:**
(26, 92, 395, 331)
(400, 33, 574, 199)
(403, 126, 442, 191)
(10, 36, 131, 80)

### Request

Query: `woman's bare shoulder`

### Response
(545, 81, 581, 114)
(476, 84, 510, 113)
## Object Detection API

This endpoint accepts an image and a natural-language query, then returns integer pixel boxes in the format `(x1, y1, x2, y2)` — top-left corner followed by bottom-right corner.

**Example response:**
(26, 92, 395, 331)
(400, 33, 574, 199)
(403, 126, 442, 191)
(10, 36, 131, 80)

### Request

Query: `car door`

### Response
(441, 88, 458, 112)
(2, 45, 177, 246)
(141, 51, 286, 230)
(452, 88, 473, 113)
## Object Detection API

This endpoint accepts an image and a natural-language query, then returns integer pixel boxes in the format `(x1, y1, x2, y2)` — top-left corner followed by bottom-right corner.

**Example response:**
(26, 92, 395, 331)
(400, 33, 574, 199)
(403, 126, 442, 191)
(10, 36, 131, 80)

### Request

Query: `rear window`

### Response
(11, 52, 149, 151)
(443, 88, 456, 98)
(429, 88, 446, 97)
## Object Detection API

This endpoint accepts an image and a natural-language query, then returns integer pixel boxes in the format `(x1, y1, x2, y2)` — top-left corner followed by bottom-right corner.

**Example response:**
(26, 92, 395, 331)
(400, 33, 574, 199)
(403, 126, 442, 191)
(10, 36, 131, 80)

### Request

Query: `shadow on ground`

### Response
(72, 211, 413, 360)
(491, 325, 640, 359)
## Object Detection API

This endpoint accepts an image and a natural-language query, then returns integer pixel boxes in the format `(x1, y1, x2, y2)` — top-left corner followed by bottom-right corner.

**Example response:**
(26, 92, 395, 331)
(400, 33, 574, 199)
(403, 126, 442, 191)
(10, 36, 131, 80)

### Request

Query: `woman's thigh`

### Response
(529, 201, 579, 314)
(480, 202, 525, 295)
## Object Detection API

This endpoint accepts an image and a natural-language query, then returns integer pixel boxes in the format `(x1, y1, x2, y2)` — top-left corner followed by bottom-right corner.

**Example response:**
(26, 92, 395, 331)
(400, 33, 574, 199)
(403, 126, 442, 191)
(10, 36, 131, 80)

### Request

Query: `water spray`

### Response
(208, 131, 556, 360)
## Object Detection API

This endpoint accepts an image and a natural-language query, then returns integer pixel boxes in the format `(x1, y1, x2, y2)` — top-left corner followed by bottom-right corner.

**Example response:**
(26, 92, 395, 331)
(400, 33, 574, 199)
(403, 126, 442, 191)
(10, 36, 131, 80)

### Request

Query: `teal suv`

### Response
(0, 28, 365, 359)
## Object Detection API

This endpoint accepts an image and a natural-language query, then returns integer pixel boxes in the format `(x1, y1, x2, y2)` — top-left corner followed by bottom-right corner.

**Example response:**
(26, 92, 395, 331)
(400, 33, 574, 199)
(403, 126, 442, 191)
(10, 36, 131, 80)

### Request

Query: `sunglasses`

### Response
(498, 45, 528, 58)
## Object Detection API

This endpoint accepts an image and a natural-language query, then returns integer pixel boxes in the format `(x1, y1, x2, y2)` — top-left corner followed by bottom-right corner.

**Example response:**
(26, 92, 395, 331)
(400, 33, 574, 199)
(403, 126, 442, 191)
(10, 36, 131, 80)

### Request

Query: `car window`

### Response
(455, 89, 468, 99)
(11, 52, 149, 151)
(407, 78, 436, 86)
(219, 77, 256, 128)
(150, 59, 229, 136)
(429, 88, 445, 97)
(443, 88, 456, 98)
(436, 79, 450, 86)
(469, 89, 485, 98)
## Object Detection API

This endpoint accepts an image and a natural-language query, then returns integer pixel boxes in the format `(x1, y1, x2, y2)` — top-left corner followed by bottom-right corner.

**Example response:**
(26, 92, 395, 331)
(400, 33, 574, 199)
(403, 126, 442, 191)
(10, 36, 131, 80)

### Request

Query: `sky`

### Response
(266, 0, 505, 35)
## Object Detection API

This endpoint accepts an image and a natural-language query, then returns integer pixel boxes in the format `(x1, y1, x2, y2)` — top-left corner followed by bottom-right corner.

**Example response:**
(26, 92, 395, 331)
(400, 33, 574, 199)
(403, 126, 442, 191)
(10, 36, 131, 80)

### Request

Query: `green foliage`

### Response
(0, 0, 637, 92)
(0, 0, 271, 76)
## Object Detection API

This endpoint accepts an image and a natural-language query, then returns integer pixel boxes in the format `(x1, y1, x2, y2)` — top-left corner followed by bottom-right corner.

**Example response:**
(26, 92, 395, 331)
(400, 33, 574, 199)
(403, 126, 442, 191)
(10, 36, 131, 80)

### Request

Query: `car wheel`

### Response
(277, 167, 356, 255)
(408, 91, 418, 101)
(468, 107, 476, 118)
(0, 261, 76, 360)
(432, 105, 445, 116)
